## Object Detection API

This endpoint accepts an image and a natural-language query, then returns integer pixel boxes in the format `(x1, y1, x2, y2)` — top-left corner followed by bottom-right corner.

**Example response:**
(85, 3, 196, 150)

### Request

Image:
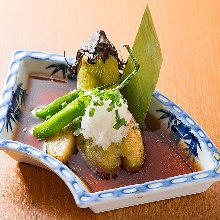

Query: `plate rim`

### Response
(0, 50, 219, 208)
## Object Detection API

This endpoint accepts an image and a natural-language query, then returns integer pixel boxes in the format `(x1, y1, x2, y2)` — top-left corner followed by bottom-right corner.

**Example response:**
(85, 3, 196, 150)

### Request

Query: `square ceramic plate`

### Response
(0, 50, 219, 213)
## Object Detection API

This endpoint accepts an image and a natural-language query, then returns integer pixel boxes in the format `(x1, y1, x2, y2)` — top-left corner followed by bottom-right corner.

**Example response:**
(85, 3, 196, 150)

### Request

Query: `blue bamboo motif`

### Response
(6, 83, 27, 132)
(157, 109, 201, 159)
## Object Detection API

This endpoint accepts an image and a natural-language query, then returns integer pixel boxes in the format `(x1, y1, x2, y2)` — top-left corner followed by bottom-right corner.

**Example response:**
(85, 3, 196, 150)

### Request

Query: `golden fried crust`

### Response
(77, 117, 145, 171)
(120, 117, 145, 171)
(76, 135, 121, 171)
(46, 127, 76, 164)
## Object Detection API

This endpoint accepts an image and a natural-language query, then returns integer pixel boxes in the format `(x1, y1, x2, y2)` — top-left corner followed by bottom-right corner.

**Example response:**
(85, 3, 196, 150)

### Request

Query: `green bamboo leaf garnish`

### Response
(121, 6, 163, 125)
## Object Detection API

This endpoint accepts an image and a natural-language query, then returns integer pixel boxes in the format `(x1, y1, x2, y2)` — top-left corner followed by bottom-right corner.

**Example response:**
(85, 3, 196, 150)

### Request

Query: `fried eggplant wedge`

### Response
(77, 136, 121, 171)
(42, 31, 145, 171)
(76, 117, 144, 171)
(120, 118, 145, 171)
(46, 126, 76, 164)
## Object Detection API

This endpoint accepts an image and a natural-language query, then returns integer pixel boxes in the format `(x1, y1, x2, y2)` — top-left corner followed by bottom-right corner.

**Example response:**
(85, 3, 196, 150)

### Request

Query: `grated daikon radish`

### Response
(74, 95, 132, 150)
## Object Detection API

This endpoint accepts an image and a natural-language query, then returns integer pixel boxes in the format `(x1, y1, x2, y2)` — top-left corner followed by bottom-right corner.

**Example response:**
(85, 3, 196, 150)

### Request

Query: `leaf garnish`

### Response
(121, 6, 162, 125)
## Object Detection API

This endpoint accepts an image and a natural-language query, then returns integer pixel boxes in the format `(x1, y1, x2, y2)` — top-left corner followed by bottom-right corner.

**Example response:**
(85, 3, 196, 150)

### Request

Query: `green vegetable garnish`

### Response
(89, 108, 95, 117)
(113, 109, 127, 130)
(72, 116, 82, 130)
(33, 45, 139, 138)
(121, 6, 163, 125)
(79, 139, 85, 145)
(33, 95, 91, 138)
(34, 89, 80, 119)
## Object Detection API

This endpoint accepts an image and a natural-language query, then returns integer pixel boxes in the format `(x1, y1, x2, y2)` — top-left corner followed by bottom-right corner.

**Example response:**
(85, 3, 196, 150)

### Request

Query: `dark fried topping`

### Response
(72, 30, 124, 74)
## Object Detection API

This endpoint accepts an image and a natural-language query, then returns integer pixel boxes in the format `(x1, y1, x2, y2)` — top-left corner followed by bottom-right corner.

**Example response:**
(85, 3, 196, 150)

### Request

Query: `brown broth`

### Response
(13, 75, 75, 149)
(13, 75, 202, 192)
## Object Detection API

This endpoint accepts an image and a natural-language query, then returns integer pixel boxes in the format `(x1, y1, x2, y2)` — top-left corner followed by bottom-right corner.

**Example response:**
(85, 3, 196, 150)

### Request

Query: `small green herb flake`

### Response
(107, 107, 113, 112)
(116, 101, 122, 107)
(79, 139, 85, 145)
(132, 124, 139, 130)
(92, 95, 104, 107)
(89, 108, 95, 117)
(113, 109, 127, 130)
(99, 101, 104, 106)
(72, 116, 82, 130)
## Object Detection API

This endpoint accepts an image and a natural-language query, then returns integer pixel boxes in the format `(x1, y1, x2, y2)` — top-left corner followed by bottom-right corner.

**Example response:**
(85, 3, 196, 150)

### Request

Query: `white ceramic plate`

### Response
(0, 50, 219, 213)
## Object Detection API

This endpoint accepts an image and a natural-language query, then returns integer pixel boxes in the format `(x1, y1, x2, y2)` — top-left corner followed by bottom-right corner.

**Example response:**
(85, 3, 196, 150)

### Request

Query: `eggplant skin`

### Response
(77, 55, 119, 90)
(46, 126, 76, 164)
(76, 117, 145, 171)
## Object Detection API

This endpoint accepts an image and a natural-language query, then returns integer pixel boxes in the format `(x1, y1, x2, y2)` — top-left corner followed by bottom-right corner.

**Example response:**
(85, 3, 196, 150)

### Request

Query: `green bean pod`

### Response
(33, 96, 91, 138)
(34, 90, 79, 119)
